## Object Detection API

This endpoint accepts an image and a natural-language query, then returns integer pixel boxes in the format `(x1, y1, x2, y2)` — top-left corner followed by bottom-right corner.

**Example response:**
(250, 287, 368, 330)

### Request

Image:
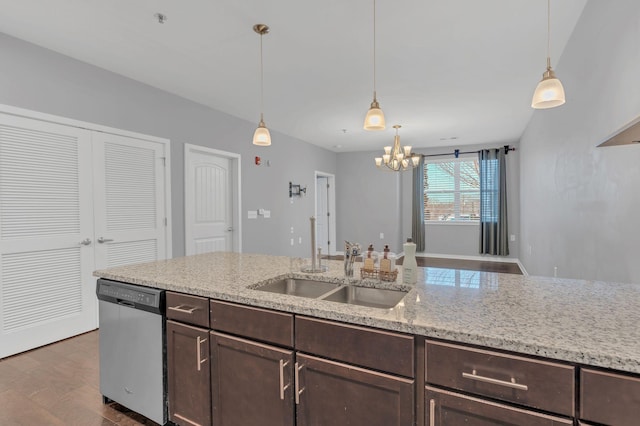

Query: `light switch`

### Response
(264, 210, 271, 218)
(290, 238, 294, 246)
(248, 210, 257, 219)
(298, 237, 302, 244)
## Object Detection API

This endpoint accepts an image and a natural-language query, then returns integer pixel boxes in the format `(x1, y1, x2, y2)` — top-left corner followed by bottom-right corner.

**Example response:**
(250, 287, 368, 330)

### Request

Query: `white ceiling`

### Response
(0, 0, 587, 152)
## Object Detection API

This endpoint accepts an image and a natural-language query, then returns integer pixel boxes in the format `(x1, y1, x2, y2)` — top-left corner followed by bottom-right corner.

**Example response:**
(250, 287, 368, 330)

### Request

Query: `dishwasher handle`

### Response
(117, 300, 136, 308)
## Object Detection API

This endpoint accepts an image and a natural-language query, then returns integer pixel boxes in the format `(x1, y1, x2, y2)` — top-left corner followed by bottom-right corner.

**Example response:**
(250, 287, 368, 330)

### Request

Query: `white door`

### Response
(185, 145, 238, 255)
(0, 115, 96, 358)
(316, 176, 329, 254)
(92, 133, 167, 268)
(315, 172, 336, 255)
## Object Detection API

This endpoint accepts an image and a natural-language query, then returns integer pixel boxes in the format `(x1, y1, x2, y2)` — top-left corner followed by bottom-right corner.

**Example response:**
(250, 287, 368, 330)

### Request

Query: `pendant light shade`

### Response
(532, 0, 565, 109)
(531, 60, 565, 109)
(253, 24, 272, 146)
(364, 95, 385, 130)
(253, 115, 271, 146)
(363, 0, 385, 131)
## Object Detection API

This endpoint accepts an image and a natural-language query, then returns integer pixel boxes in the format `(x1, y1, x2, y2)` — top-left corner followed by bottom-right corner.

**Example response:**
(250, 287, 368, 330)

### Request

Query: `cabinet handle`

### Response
(97, 237, 114, 243)
(279, 359, 291, 400)
(168, 305, 199, 314)
(462, 369, 528, 391)
(196, 336, 207, 371)
(294, 362, 305, 405)
(429, 398, 435, 426)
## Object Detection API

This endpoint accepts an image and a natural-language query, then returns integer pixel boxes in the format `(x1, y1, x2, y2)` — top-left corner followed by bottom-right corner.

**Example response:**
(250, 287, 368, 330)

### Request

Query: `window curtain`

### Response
(412, 156, 425, 252)
(479, 149, 509, 255)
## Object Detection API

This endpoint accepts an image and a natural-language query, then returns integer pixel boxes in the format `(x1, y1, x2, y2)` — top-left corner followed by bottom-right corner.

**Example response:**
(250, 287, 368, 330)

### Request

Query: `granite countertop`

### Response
(94, 252, 640, 374)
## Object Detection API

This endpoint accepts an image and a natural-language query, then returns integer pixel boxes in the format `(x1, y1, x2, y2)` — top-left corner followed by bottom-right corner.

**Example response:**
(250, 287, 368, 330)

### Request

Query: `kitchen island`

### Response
(94, 252, 640, 425)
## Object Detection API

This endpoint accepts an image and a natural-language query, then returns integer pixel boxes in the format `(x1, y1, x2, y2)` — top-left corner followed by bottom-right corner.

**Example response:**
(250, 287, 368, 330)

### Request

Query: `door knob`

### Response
(79, 238, 92, 246)
(97, 237, 114, 243)
(226, 227, 234, 232)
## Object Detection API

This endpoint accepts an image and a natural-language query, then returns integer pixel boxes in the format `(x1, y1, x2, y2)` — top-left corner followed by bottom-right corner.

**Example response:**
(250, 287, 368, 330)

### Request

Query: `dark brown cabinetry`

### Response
(210, 332, 294, 426)
(297, 353, 414, 426)
(166, 292, 212, 426)
(425, 386, 573, 425)
(295, 316, 415, 426)
(580, 368, 640, 426)
(166, 320, 211, 426)
(425, 340, 575, 425)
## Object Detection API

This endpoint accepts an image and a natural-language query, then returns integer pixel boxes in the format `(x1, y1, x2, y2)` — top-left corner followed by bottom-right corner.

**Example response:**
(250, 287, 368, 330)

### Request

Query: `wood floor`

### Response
(0, 331, 157, 426)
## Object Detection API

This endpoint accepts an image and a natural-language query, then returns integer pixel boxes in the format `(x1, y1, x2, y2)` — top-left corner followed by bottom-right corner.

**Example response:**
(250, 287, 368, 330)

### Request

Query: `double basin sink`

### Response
(254, 278, 407, 309)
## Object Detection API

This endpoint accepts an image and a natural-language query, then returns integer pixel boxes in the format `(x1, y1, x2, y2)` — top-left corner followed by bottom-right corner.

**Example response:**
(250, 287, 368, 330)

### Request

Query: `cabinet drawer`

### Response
(426, 386, 573, 426)
(210, 300, 293, 348)
(581, 368, 640, 426)
(295, 316, 414, 378)
(425, 340, 574, 416)
(166, 292, 210, 328)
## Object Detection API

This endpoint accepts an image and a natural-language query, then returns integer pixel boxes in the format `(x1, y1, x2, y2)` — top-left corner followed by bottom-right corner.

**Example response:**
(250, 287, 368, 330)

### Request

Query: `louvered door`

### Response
(0, 114, 96, 358)
(92, 132, 166, 269)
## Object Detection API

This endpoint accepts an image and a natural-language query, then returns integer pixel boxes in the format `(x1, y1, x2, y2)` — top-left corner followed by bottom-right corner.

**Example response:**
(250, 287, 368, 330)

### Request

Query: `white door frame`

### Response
(314, 171, 337, 256)
(184, 144, 242, 254)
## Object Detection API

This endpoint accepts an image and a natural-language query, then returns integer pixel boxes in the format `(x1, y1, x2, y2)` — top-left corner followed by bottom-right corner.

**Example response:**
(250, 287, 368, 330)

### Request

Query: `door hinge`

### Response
(327, 212, 330, 217)
(160, 157, 166, 166)
(164, 218, 167, 226)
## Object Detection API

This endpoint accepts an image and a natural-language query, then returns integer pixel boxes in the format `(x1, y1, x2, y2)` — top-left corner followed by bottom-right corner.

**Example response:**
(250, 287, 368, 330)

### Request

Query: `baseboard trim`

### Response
(415, 252, 520, 264)
(516, 259, 529, 276)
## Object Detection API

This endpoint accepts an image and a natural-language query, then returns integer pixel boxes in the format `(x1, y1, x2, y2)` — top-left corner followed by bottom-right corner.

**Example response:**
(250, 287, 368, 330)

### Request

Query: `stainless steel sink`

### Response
(321, 286, 407, 309)
(255, 278, 339, 298)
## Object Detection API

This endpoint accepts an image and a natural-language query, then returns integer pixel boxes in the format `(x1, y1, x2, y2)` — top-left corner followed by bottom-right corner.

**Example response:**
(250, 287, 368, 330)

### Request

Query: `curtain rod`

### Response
(421, 145, 515, 159)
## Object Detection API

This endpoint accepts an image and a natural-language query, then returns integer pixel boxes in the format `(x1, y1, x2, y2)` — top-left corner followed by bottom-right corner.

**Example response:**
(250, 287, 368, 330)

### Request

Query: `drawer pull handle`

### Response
(196, 336, 207, 371)
(279, 359, 291, 400)
(168, 305, 199, 314)
(462, 370, 528, 391)
(295, 362, 305, 405)
(429, 398, 435, 426)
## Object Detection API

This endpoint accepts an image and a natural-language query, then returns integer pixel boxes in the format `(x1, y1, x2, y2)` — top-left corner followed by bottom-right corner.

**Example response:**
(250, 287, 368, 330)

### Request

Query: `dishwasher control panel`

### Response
(96, 279, 165, 314)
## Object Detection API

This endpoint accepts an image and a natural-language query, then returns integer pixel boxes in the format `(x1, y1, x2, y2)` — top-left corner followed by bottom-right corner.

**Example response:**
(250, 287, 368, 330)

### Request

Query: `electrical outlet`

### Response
(379, 232, 384, 239)
(290, 227, 294, 234)
(510, 234, 516, 242)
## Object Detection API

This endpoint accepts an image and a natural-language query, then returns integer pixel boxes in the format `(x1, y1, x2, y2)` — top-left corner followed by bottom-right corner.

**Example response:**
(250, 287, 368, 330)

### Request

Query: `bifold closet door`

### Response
(91, 132, 167, 269)
(0, 114, 96, 358)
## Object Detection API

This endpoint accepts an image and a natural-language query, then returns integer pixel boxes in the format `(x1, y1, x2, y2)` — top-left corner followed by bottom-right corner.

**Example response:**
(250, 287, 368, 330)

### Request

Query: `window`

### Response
(424, 157, 479, 222)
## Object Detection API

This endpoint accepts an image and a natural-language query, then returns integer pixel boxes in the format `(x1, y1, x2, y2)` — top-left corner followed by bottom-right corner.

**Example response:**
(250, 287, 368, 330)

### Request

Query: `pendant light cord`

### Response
(546, 0, 551, 68)
(373, 0, 377, 98)
(260, 32, 265, 120)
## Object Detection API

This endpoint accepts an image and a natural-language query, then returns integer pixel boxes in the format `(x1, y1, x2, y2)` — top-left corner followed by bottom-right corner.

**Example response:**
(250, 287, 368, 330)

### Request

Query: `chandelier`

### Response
(374, 125, 421, 171)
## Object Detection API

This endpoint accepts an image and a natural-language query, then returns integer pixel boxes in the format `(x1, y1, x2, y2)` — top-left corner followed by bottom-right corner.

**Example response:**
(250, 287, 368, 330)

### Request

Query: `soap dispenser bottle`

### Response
(402, 238, 417, 285)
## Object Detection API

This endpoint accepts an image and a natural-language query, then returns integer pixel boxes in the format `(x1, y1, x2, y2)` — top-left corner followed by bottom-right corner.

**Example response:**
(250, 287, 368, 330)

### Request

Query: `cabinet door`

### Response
(296, 353, 414, 426)
(581, 368, 640, 426)
(426, 386, 573, 426)
(167, 320, 211, 426)
(210, 331, 294, 426)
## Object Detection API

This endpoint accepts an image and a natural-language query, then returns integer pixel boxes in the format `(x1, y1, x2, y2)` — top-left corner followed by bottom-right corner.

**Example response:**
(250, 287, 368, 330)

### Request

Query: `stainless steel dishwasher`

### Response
(96, 278, 166, 425)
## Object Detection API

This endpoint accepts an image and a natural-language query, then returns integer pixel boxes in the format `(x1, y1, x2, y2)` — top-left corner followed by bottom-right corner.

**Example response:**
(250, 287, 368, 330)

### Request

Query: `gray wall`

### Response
(337, 143, 521, 259)
(519, 0, 640, 283)
(336, 151, 403, 254)
(0, 33, 336, 258)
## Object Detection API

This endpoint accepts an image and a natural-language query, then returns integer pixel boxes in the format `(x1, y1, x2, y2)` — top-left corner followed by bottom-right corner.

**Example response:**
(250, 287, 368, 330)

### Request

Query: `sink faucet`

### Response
(302, 216, 327, 273)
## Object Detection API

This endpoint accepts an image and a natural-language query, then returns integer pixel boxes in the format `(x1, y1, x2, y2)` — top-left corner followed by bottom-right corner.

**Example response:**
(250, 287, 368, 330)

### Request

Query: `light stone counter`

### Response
(94, 252, 640, 374)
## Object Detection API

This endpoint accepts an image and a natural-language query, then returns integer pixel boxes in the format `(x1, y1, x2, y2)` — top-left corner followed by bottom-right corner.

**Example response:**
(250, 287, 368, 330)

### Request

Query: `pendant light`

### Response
(363, 0, 386, 130)
(531, 0, 565, 109)
(253, 24, 271, 146)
